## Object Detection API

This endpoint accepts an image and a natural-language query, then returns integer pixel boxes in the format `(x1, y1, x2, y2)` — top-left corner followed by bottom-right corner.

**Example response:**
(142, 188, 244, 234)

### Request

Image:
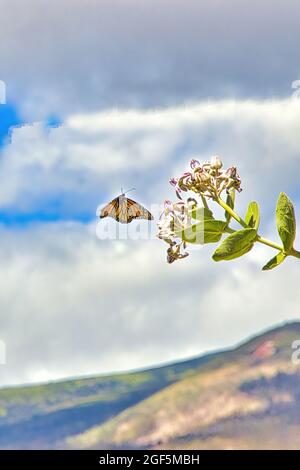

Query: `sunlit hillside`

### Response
(1, 322, 300, 449)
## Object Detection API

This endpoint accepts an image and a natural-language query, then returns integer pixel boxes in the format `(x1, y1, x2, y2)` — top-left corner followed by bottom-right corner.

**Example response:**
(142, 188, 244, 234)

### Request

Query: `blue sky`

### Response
(0, 103, 21, 146)
(0, 102, 67, 224)
(0, 0, 300, 387)
(0, 101, 61, 146)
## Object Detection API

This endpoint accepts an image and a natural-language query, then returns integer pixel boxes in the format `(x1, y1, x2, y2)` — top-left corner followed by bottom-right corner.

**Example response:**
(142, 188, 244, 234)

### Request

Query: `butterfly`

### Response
(99, 189, 154, 224)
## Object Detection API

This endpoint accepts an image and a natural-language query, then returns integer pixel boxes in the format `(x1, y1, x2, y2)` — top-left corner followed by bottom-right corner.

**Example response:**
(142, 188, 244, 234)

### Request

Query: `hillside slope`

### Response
(0, 344, 220, 448)
(68, 322, 300, 450)
(1, 321, 300, 449)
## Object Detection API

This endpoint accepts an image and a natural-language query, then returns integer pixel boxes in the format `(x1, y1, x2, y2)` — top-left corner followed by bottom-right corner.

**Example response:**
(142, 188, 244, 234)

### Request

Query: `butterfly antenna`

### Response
(123, 187, 136, 195)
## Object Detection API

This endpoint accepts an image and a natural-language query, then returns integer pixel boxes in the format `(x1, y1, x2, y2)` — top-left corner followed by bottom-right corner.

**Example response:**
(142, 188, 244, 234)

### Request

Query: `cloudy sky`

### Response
(0, 0, 300, 387)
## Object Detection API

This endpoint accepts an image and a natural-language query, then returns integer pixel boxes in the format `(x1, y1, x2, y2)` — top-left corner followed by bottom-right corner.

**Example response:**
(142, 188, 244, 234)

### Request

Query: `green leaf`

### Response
(276, 192, 296, 252)
(212, 228, 257, 261)
(225, 189, 235, 223)
(190, 206, 214, 221)
(245, 201, 260, 230)
(262, 252, 286, 271)
(180, 219, 228, 245)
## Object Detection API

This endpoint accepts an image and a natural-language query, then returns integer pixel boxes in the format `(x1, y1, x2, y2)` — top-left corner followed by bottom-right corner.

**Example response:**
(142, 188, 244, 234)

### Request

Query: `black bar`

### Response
(0, 449, 298, 467)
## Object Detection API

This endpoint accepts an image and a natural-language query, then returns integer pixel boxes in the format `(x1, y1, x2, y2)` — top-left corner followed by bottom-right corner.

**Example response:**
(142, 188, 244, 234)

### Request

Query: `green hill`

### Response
(1, 321, 300, 449)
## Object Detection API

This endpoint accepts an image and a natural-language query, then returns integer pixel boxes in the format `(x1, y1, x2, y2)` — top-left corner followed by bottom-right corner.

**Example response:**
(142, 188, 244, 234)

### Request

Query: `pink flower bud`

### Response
(169, 177, 178, 187)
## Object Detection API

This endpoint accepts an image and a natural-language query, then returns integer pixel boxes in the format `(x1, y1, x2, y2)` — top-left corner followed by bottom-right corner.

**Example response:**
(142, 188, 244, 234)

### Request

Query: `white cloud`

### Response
(1, 99, 300, 219)
(0, 219, 299, 387)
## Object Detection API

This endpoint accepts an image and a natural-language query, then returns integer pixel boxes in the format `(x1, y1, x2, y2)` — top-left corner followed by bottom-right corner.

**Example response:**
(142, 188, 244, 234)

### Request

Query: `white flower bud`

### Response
(210, 155, 223, 170)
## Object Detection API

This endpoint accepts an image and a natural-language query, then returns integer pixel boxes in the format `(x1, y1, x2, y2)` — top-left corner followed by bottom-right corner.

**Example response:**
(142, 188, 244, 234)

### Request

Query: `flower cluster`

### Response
(157, 155, 300, 270)
(157, 156, 242, 263)
(157, 199, 197, 263)
(170, 156, 242, 200)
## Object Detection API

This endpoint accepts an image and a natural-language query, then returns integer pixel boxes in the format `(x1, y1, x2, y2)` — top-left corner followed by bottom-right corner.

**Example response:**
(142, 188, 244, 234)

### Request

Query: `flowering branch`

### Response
(216, 196, 284, 252)
(157, 156, 300, 270)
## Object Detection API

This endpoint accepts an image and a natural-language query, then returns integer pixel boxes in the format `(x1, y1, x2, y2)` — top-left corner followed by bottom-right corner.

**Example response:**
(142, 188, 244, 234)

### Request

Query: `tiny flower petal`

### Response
(164, 200, 173, 211)
(190, 159, 200, 169)
(169, 177, 178, 187)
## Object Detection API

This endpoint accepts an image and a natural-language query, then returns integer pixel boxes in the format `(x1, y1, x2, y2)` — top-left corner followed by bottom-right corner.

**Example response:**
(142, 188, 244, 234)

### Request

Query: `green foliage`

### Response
(262, 252, 286, 271)
(179, 206, 228, 244)
(276, 192, 296, 252)
(181, 219, 228, 245)
(190, 206, 214, 221)
(225, 189, 235, 223)
(245, 201, 260, 230)
(212, 228, 257, 261)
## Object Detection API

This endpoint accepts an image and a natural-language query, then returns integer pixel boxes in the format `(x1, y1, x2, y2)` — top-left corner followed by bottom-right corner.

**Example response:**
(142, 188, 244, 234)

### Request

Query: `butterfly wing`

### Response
(125, 197, 154, 223)
(100, 196, 153, 224)
(99, 197, 120, 221)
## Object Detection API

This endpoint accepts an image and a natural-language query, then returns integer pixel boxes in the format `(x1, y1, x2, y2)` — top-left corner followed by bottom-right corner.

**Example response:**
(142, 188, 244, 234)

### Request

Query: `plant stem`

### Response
(291, 249, 300, 259)
(224, 227, 235, 234)
(216, 196, 284, 253)
(200, 194, 209, 210)
(216, 197, 248, 228)
(256, 235, 283, 252)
